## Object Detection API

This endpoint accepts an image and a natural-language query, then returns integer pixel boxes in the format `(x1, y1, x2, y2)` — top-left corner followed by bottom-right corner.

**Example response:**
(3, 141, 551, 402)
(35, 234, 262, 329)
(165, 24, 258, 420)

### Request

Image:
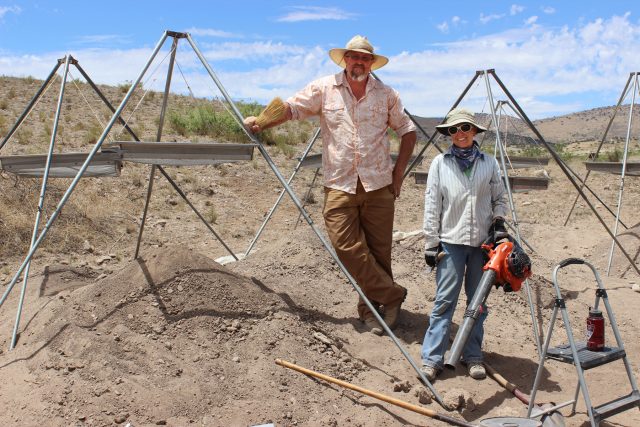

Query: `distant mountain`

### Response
(409, 104, 640, 145)
(534, 105, 640, 144)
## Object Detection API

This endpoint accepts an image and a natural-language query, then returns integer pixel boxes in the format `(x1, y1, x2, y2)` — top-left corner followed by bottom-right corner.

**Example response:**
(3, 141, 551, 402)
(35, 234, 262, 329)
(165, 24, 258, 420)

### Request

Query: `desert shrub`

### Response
(607, 148, 622, 162)
(43, 122, 52, 140)
(168, 103, 248, 141)
(16, 128, 33, 145)
(520, 144, 546, 157)
(205, 206, 218, 224)
(86, 123, 103, 144)
(554, 143, 575, 161)
(118, 81, 133, 94)
(0, 99, 8, 110)
(167, 100, 311, 149)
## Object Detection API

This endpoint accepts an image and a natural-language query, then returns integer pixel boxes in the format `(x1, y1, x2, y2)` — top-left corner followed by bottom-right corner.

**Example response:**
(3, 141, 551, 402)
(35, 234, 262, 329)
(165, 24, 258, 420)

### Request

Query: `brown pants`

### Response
(323, 180, 406, 319)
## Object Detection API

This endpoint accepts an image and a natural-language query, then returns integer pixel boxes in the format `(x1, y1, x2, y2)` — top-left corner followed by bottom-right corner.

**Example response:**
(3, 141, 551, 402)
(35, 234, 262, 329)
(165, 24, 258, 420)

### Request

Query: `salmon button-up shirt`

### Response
(286, 72, 416, 194)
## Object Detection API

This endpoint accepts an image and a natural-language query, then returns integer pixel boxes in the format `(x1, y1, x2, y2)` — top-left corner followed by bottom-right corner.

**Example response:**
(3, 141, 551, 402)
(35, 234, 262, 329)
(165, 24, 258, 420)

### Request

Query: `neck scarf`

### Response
(450, 142, 480, 171)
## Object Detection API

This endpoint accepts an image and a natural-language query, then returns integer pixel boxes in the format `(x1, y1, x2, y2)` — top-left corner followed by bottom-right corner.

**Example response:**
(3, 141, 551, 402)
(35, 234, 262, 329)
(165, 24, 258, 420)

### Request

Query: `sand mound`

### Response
(0, 245, 382, 426)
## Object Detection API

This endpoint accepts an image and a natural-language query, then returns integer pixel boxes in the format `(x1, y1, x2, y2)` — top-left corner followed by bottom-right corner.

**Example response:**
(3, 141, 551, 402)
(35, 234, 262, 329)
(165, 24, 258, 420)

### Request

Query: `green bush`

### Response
(168, 102, 257, 142)
(167, 100, 309, 151)
(86, 123, 103, 144)
(606, 148, 622, 162)
(554, 143, 574, 161)
(118, 81, 133, 94)
(520, 144, 546, 158)
(16, 128, 33, 145)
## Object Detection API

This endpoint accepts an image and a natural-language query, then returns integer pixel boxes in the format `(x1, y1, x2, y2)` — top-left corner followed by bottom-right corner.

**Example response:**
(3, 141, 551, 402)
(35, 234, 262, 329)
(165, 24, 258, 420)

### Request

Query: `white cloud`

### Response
(480, 13, 505, 24)
(436, 21, 449, 33)
(0, 5, 20, 19)
(185, 28, 237, 38)
(382, 13, 640, 118)
(542, 6, 555, 14)
(277, 6, 355, 22)
(199, 41, 307, 61)
(2, 14, 639, 120)
(438, 15, 467, 33)
(525, 15, 538, 26)
(510, 4, 525, 15)
(74, 34, 131, 45)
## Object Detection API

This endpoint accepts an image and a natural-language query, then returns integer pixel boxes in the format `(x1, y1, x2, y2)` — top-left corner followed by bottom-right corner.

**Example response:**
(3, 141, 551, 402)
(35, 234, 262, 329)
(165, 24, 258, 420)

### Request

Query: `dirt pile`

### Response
(1, 244, 416, 426)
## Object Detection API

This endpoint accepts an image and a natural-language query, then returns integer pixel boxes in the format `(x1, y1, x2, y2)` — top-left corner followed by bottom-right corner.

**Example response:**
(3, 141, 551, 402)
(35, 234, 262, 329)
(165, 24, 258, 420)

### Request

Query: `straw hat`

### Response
(435, 107, 488, 135)
(329, 35, 389, 71)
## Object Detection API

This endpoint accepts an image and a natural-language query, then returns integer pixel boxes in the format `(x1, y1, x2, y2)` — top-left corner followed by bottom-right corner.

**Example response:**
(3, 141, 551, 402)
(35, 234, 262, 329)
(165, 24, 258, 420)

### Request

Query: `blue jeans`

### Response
(421, 242, 488, 369)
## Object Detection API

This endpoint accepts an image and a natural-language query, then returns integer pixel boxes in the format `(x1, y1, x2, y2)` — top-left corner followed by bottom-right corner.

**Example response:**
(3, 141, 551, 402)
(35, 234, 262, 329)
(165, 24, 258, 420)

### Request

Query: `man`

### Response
(420, 108, 508, 381)
(244, 35, 417, 335)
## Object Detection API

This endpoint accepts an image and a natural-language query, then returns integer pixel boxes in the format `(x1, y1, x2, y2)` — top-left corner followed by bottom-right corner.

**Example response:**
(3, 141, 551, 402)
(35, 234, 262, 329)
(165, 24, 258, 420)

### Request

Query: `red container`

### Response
(586, 308, 605, 351)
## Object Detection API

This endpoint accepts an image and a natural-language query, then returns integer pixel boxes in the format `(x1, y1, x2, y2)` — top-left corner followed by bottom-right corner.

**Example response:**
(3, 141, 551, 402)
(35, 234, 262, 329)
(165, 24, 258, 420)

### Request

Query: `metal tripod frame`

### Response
(485, 70, 639, 277)
(0, 51, 239, 348)
(494, 99, 626, 227)
(563, 72, 639, 231)
(604, 75, 638, 275)
(562, 72, 640, 275)
(3, 56, 71, 350)
(483, 71, 542, 358)
(0, 30, 446, 408)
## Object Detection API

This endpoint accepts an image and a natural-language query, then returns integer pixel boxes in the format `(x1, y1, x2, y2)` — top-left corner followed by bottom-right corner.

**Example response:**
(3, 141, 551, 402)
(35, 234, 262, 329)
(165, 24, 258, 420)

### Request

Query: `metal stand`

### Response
(7, 56, 71, 350)
(527, 258, 640, 426)
(563, 72, 639, 230)
(605, 75, 638, 275)
(0, 51, 244, 348)
(481, 70, 639, 276)
(482, 72, 542, 357)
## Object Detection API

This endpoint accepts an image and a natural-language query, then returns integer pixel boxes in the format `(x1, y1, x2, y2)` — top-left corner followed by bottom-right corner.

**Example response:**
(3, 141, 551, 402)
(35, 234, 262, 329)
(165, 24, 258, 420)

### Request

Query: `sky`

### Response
(1, 1, 640, 119)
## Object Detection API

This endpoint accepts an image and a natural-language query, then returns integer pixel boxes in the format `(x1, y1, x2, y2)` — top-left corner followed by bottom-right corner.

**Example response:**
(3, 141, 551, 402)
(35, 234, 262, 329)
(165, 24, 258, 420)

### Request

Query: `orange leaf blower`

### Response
(445, 236, 532, 369)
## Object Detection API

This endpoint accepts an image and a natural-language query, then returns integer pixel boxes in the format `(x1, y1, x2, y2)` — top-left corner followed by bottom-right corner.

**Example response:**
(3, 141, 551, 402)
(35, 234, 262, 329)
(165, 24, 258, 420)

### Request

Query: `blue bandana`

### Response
(450, 142, 480, 171)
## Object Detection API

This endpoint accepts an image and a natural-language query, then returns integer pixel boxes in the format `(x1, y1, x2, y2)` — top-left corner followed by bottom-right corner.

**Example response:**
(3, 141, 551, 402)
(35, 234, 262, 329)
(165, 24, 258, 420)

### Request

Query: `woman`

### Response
(420, 108, 508, 381)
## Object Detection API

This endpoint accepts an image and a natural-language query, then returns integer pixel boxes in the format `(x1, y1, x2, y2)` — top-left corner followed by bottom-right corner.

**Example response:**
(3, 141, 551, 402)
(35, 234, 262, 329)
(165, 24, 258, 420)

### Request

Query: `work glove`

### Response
(425, 244, 442, 268)
(489, 218, 509, 243)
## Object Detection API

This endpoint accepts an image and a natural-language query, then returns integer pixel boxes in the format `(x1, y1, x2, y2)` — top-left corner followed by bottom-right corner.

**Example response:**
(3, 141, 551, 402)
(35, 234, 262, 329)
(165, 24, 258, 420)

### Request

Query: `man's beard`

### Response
(349, 68, 368, 82)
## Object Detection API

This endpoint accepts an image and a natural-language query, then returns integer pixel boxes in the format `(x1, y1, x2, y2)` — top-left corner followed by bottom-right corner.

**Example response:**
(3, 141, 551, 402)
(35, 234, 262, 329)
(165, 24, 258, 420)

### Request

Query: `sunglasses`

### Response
(447, 123, 473, 135)
(345, 53, 375, 62)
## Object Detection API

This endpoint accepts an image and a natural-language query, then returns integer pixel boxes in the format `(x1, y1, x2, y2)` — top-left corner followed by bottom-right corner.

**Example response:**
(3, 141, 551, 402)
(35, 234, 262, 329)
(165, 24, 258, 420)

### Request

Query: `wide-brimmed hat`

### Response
(435, 107, 488, 135)
(328, 35, 389, 71)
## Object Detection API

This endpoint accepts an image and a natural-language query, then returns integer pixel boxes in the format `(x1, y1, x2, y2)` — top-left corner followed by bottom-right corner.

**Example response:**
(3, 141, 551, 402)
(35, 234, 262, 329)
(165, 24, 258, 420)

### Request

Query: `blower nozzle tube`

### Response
(445, 268, 497, 369)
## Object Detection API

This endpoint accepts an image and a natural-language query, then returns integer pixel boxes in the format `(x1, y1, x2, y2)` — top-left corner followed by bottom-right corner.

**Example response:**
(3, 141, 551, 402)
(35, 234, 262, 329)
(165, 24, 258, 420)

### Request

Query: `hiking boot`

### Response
(468, 363, 486, 380)
(420, 365, 440, 382)
(363, 316, 383, 336)
(384, 287, 407, 329)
